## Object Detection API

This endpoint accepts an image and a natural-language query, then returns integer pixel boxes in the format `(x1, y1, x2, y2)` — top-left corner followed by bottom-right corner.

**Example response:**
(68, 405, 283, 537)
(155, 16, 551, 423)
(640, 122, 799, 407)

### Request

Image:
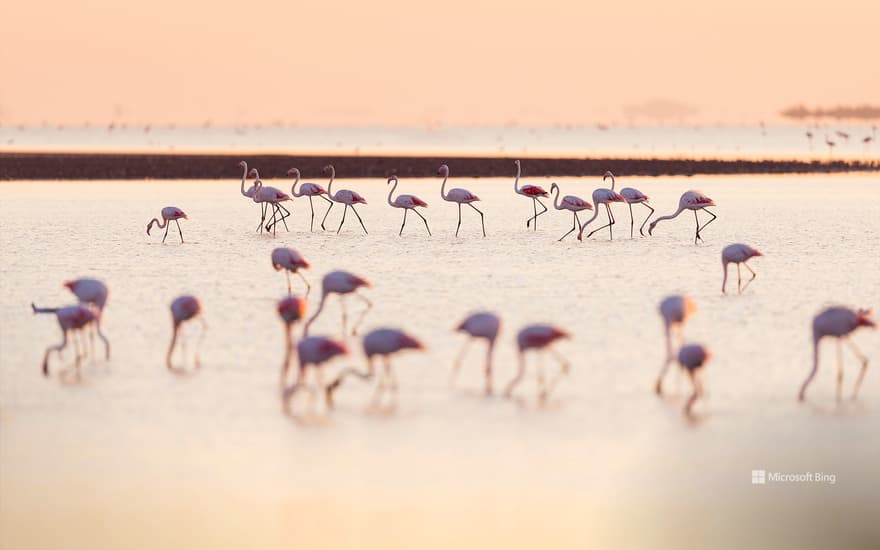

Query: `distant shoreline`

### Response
(1, 152, 877, 180)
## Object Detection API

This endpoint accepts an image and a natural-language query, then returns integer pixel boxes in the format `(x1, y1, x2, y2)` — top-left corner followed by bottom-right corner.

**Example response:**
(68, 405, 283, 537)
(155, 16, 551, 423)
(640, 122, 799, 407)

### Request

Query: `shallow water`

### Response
(1, 174, 879, 549)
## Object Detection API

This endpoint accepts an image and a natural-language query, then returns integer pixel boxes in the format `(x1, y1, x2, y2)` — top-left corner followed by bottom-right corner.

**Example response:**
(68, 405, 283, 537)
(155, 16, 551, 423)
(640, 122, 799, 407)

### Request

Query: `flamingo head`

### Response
(856, 309, 876, 329)
(603, 170, 614, 181)
(437, 164, 449, 175)
(277, 296, 308, 324)
(287, 167, 300, 177)
(647, 220, 657, 236)
(387, 175, 398, 185)
(248, 168, 258, 177)
(237, 160, 246, 168)
(63, 280, 77, 292)
(322, 165, 333, 174)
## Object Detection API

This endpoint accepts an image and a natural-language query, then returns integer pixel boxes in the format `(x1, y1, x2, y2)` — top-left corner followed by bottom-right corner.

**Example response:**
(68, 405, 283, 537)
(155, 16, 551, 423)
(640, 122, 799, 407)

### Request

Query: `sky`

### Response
(1, 0, 878, 126)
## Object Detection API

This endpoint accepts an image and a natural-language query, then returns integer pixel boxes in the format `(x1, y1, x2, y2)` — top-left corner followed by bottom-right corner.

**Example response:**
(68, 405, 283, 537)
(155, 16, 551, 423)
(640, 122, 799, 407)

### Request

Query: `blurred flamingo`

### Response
(271, 247, 311, 296)
(577, 171, 627, 241)
(504, 324, 571, 401)
(282, 336, 348, 414)
(655, 294, 697, 395)
(549, 182, 592, 241)
(31, 303, 98, 377)
(64, 278, 110, 359)
(278, 295, 308, 387)
(167, 295, 205, 370)
(722, 243, 763, 294)
(513, 160, 549, 230)
(648, 190, 717, 244)
(288, 167, 333, 232)
(387, 176, 430, 236)
(450, 312, 501, 395)
(146, 206, 188, 244)
(304, 271, 372, 337)
(438, 164, 485, 237)
(679, 344, 711, 417)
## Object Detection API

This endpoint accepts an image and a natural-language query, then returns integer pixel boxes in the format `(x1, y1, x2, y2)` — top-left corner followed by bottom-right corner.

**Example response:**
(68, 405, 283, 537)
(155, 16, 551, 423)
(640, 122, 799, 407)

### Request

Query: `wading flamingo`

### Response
(655, 294, 697, 395)
(648, 190, 717, 244)
(438, 164, 485, 237)
(146, 206, 187, 244)
(64, 278, 110, 359)
(278, 295, 308, 387)
(282, 336, 348, 414)
(450, 312, 501, 395)
(550, 182, 592, 241)
(31, 303, 98, 377)
(722, 244, 763, 294)
(387, 176, 430, 236)
(303, 271, 372, 337)
(288, 167, 332, 232)
(271, 247, 311, 296)
(602, 171, 654, 238)
(238, 161, 264, 227)
(321, 165, 368, 234)
(513, 160, 549, 230)
(167, 295, 205, 370)
(679, 344, 711, 417)
(825, 135, 836, 157)
(250, 169, 291, 235)
(798, 307, 875, 402)
(577, 172, 626, 241)
(504, 324, 571, 401)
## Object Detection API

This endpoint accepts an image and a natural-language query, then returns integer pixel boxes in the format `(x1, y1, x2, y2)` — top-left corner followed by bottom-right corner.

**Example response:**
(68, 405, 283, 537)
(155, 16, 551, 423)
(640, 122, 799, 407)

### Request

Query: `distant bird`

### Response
(438, 164, 485, 237)
(321, 165, 368, 234)
(513, 160, 549, 230)
(504, 324, 571, 401)
(167, 295, 204, 370)
(282, 336, 348, 414)
(271, 247, 311, 295)
(450, 311, 502, 395)
(805, 131, 814, 151)
(825, 135, 836, 157)
(303, 271, 372, 337)
(863, 136, 873, 153)
(146, 206, 188, 244)
(288, 167, 332, 232)
(387, 175, 430, 236)
(835, 131, 850, 141)
(577, 171, 627, 241)
(721, 243, 763, 294)
(549, 182, 592, 241)
(278, 295, 308, 387)
(250, 168, 291, 235)
(799, 307, 875, 402)
(605, 172, 655, 238)
(31, 303, 98, 377)
(64, 278, 110, 359)
(679, 344, 711, 417)
(648, 190, 717, 244)
(655, 295, 697, 395)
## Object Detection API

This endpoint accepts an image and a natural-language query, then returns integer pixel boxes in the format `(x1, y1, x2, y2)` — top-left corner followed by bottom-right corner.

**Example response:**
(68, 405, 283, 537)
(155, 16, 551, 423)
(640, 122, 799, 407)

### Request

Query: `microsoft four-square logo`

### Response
(751, 470, 766, 484)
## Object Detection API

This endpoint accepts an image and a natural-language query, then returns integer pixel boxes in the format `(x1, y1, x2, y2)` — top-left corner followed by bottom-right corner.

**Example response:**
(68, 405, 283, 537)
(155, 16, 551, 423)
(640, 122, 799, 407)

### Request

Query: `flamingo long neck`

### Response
(31, 304, 58, 314)
(252, 179, 263, 202)
(387, 178, 398, 207)
(290, 170, 301, 197)
(604, 173, 616, 191)
(652, 205, 685, 227)
(664, 322, 673, 361)
(440, 169, 449, 200)
(513, 162, 522, 193)
(551, 184, 562, 210)
(239, 162, 248, 196)
(149, 217, 167, 231)
(326, 166, 335, 195)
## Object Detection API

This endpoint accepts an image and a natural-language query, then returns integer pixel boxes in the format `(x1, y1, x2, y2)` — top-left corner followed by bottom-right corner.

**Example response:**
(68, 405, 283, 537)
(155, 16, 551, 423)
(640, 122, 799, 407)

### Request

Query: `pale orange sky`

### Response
(1, 0, 877, 126)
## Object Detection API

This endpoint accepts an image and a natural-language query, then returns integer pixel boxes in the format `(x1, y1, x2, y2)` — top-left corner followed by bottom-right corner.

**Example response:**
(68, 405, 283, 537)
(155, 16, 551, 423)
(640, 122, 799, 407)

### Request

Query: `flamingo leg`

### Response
(175, 219, 184, 243)
(399, 208, 408, 236)
(544, 347, 571, 400)
(628, 203, 634, 238)
(455, 203, 462, 237)
(162, 222, 169, 244)
(684, 370, 703, 417)
(586, 204, 614, 239)
(351, 292, 372, 336)
(276, 203, 291, 232)
(695, 207, 716, 243)
(639, 203, 654, 236)
(336, 205, 348, 234)
(166, 325, 179, 370)
(303, 294, 328, 337)
(799, 339, 821, 402)
(285, 271, 292, 295)
(835, 340, 845, 401)
(737, 264, 742, 294)
(194, 318, 206, 370)
(504, 352, 526, 398)
(413, 208, 431, 236)
(351, 206, 368, 234)
(484, 340, 495, 395)
(281, 325, 293, 387)
(42, 330, 69, 377)
(468, 203, 486, 237)
(536, 353, 547, 401)
(257, 203, 268, 233)
(559, 212, 578, 241)
(449, 338, 472, 387)
(308, 196, 316, 232)
(321, 201, 335, 231)
(325, 360, 374, 408)
(339, 296, 348, 337)
(96, 316, 110, 360)
(741, 262, 757, 293)
(846, 337, 870, 400)
(296, 271, 311, 297)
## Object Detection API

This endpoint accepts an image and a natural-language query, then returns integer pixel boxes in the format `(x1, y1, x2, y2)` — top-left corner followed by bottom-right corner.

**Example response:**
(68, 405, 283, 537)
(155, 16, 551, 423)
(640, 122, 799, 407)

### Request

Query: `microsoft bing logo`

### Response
(751, 470, 766, 484)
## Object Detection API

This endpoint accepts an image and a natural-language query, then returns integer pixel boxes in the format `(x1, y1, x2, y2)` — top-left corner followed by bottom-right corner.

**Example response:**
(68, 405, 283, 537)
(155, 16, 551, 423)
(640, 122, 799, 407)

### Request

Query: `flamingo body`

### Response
(679, 343, 711, 416)
(505, 324, 571, 400)
(64, 278, 110, 359)
(438, 164, 485, 237)
(147, 207, 188, 243)
(364, 328, 425, 357)
(457, 312, 501, 342)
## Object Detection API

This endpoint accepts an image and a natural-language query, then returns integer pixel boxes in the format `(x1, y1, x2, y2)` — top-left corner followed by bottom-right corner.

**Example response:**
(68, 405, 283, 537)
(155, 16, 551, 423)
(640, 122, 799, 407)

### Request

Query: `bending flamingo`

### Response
(513, 160, 549, 230)
(167, 295, 205, 370)
(278, 295, 308, 387)
(64, 278, 110, 359)
(321, 165, 368, 234)
(679, 344, 711, 417)
(438, 164, 485, 237)
(577, 172, 626, 241)
(387, 175, 430, 236)
(303, 271, 372, 337)
(647, 190, 717, 244)
(282, 336, 348, 414)
(799, 307, 875, 402)
(603, 171, 654, 238)
(549, 182, 592, 241)
(504, 324, 571, 401)
(146, 206, 187, 244)
(32, 303, 98, 377)
(271, 247, 311, 296)
(450, 312, 501, 395)
(722, 243, 763, 294)
(288, 167, 332, 232)
(250, 169, 291, 235)
(655, 294, 697, 395)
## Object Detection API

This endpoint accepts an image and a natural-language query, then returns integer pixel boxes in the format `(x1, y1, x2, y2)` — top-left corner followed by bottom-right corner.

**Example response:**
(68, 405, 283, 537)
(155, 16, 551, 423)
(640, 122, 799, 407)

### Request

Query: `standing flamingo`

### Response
(320, 165, 368, 234)
(250, 169, 291, 235)
(282, 336, 349, 414)
(303, 271, 372, 337)
(647, 190, 717, 244)
(655, 294, 698, 395)
(146, 206, 187, 244)
(387, 176, 430, 236)
(679, 344, 711, 417)
(722, 243, 764, 294)
(805, 131, 814, 151)
(438, 164, 485, 237)
(271, 247, 311, 296)
(798, 307, 875, 402)
(825, 135, 836, 157)
(450, 312, 501, 395)
(513, 160, 549, 230)
(31, 303, 98, 377)
(549, 183, 593, 241)
(278, 295, 308, 387)
(288, 167, 332, 232)
(504, 324, 571, 401)
(601, 171, 654, 238)
(64, 278, 110, 359)
(240, 162, 272, 231)
(167, 295, 205, 370)
(577, 172, 626, 241)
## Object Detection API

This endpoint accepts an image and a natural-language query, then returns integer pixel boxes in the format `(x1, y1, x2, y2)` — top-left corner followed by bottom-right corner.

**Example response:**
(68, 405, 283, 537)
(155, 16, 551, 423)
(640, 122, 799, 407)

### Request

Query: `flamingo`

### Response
(647, 190, 717, 244)
(679, 344, 711, 417)
(450, 312, 501, 395)
(387, 176, 430, 236)
(146, 206, 187, 244)
(825, 135, 836, 157)
(167, 295, 205, 370)
(271, 247, 311, 296)
(549, 183, 593, 241)
(513, 160, 549, 230)
(835, 131, 850, 141)
(303, 271, 372, 337)
(504, 324, 571, 401)
(438, 164, 485, 237)
(249, 169, 291, 235)
(805, 131, 814, 151)
(602, 171, 654, 238)
(320, 164, 368, 234)
(31, 303, 98, 377)
(282, 336, 348, 414)
(655, 294, 697, 395)
(278, 295, 308, 387)
(238, 160, 269, 230)
(722, 243, 764, 294)
(577, 171, 627, 241)
(798, 307, 875, 402)
(64, 278, 110, 359)
(288, 167, 332, 232)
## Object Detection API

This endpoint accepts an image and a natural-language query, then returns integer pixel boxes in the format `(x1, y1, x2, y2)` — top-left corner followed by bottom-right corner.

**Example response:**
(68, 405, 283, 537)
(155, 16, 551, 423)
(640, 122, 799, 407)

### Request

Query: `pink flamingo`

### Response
(513, 160, 549, 230)
(799, 307, 875, 402)
(271, 247, 311, 296)
(304, 271, 372, 337)
(64, 278, 110, 359)
(249, 168, 291, 235)
(31, 303, 98, 377)
(722, 243, 763, 294)
(504, 324, 571, 401)
(679, 344, 711, 417)
(278, 295, 308, 387)
(238, 160, 267, 230)
(387, 176, 431, 236)
(288, 167, 332, 232)
(167, 295, 205, 370)
(146, 206, 188, 244)
(835, 130, 850, 141)
(549, 182, 593, 241)
(577, 172, 627, 241)
(321, 165, 368, 234)
(655, 294, 697, 395)
(282, 336, 349, 414)
(647, 190, 717, 244)
(602, 171, 654, 238)
(450, 312, 501, 395)
(438, 164, 485, 237)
